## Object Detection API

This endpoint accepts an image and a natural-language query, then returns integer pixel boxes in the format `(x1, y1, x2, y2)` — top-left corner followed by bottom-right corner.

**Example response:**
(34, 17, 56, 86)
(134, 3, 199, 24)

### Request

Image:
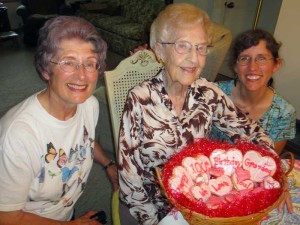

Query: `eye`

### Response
(256, 56, 267, 63)
(176, 41, 190, 51)
(238, 56, 250, 62)
(196, 45, 208, 53)
(62, 60, 76, 67)
(84, 61, 96, 69)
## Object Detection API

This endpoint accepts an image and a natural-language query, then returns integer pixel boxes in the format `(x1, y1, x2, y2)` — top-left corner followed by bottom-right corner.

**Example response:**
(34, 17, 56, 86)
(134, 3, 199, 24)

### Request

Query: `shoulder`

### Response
(194, 78, 229, 96)
(129, 72, 163, 96)
(273, 92, 296, 115)
(215, 80, 234, 95)
(85, 95, 99, 107)
(0, 94, 38, 132)
(80, 95, 99, 120)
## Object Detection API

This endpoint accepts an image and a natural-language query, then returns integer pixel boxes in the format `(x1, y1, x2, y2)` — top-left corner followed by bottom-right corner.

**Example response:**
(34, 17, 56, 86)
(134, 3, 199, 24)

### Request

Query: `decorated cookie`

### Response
(235, 167, 251, 182)
(182, 154, 211, 181)
(208, 175, 233, 196)
(190, 183, 211, 202)
(206, 195, 226, 209)
(195, 172, 210, 184)
(210, 148, 243, 176)
(243, 150, 277, 182)
(208, 167, 225, 177)
(232, 173, 254, 191)
(168, 166, 194, 194)
(263, 176, 281, 189)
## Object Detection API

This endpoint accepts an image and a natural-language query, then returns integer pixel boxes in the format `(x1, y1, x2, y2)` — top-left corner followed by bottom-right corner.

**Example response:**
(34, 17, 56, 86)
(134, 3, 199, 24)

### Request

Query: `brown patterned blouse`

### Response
(118, 70, 274, 225)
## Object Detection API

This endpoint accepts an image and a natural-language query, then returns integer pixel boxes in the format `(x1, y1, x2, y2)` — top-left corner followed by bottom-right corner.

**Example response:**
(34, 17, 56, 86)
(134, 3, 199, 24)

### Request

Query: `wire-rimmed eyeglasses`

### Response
(236, 55, 275, 66)
(50, 59, 100, 73)
(159, 40, 209, 56)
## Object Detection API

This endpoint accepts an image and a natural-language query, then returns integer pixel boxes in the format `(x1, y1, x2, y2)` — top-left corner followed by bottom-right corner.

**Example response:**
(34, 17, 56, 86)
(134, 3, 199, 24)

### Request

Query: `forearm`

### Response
(274, 140, 288, 155)
(93, 141, 119, 190)
(0, 211, 65, 225)
(93, 141, 113, 166)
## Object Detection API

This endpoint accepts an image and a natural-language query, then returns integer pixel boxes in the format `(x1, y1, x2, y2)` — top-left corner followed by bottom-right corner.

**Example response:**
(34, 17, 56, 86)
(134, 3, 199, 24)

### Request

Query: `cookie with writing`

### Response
(243, 150, 276, 182)
(190, 183, 211, 202)
(168, 166, 194, 194)
(208, 175, 233, 196)
(182, 154, 211, 181)
(210, 148, 243, 176)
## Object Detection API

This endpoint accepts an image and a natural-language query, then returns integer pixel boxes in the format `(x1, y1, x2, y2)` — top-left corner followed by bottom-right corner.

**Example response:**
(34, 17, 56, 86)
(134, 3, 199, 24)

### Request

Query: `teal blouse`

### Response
(211, 80, 296, 142)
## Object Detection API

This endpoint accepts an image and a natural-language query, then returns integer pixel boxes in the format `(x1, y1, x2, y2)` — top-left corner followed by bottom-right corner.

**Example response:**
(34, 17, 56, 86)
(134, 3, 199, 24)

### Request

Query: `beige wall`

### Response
(274, 0, 300, 119)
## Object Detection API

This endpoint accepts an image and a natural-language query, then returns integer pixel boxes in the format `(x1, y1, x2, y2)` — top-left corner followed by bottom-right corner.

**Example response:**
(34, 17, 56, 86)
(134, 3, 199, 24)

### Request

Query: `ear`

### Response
(233, 64, 238, 75)
(272, 58, 282, 73)
(42, 72, 51, 81)
(153, 42, 164, 63)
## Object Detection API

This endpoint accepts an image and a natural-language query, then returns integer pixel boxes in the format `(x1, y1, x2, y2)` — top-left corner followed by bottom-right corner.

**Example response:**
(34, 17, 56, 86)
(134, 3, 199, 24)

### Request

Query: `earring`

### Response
(268, 78, 273, 87)
(234, 77, 238, 86)
(157, 57, 164, 64)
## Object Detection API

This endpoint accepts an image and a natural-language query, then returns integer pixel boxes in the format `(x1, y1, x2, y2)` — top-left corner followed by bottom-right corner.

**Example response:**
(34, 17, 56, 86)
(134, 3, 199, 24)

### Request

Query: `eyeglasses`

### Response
(159, 40, 209, 56)
(236, 55, 275, 66)
(50, 59, 99, 73)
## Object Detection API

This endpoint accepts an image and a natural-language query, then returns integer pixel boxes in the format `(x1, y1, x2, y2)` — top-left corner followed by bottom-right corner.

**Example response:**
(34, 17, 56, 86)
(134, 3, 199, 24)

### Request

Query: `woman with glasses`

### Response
(0, 16, 117, 225)
(118, 4, 276, 225)
(211, 29, 296, 155)
(210, 28, 297, 224)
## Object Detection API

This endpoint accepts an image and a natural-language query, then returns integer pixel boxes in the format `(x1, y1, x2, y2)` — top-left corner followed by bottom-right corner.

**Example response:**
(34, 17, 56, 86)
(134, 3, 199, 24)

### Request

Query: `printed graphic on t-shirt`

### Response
(38, 125, 94, 207)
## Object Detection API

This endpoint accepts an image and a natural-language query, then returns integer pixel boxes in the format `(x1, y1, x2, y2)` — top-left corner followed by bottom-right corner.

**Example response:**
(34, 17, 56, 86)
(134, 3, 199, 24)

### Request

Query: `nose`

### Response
(75, 64, 86, 79)
(187, 46, 201, 62)
(249, 58, 259, 69)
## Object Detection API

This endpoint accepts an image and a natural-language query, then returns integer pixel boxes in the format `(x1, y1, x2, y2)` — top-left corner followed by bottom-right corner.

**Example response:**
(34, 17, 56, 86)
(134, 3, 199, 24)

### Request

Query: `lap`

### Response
(261, 159, 300, 224)
(119, 201, 139, 225)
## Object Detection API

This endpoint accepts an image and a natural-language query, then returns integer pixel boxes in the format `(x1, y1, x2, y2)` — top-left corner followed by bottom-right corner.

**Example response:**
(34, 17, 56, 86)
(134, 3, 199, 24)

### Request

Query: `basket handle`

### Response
(280, 151, 295, 176)
(155, 167, 167, 197)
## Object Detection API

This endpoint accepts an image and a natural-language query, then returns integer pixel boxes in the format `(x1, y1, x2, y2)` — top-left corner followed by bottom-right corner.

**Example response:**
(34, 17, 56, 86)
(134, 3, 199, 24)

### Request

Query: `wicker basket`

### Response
(156, 151, 294, 225)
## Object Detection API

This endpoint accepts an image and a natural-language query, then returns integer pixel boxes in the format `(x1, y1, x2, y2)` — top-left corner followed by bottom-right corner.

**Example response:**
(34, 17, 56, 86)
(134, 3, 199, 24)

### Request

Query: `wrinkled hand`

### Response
(129, 43, 148, 55)
(278, 191, 293, 213)
(106, 164, 119, 191)
(69, 211, 102, 225)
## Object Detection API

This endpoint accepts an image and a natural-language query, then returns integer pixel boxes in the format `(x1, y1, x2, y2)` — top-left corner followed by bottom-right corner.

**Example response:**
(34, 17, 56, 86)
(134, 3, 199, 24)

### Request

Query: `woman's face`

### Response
(234, 40, 281, 91)
(156, 25, 208, 86)
(44, 38, 99, 107)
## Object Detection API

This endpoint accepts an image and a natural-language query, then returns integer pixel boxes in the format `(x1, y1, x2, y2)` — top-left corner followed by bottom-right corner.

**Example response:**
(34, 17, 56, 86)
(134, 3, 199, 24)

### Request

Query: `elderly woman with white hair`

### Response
(117, 3, 275, 225)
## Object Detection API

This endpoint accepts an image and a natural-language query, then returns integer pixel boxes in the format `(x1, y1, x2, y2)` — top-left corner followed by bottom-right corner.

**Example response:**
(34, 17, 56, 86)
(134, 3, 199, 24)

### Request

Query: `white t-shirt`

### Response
(0, 92, 99, 221)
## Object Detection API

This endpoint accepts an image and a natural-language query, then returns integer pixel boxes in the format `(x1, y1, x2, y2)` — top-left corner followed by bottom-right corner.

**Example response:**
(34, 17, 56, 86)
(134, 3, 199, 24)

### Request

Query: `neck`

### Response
(37, 89, 77, 121)
(237, 84, 270, 105)
(232, 81, 274, 119)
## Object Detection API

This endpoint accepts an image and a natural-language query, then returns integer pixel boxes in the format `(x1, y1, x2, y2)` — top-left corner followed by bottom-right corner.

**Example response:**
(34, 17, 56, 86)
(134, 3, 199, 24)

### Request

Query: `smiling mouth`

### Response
(182, 67, 197, 73)
(246, 75, 260, 80)
(67, 84, 87, 90)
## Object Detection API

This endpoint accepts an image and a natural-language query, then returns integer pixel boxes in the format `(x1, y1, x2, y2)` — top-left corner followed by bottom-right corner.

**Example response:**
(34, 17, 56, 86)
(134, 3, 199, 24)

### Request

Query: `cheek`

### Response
(234, 65, 242, 74)
(200, 56, 206, 66)
(89, 72, 99, 82)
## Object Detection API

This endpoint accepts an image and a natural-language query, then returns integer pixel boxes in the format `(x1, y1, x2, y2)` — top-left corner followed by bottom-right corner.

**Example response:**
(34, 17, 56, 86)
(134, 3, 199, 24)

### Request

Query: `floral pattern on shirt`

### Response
(118, 71, 274, 225)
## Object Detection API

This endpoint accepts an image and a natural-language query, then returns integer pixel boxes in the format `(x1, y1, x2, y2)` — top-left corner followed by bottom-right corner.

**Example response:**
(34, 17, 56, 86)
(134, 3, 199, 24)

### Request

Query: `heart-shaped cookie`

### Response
(235, 167, 251, 182)
(182, 154, 211, 181)
(208, 175, 233, 196)
(232, 173, 254, 191)
(169, 166, 194, 194)
(190, 183, 211, 202)
(243, 150, 277, 182)
(210, 148, 243, 176)
(195, 172, 210, 184)
(263, 176, 280, 189)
